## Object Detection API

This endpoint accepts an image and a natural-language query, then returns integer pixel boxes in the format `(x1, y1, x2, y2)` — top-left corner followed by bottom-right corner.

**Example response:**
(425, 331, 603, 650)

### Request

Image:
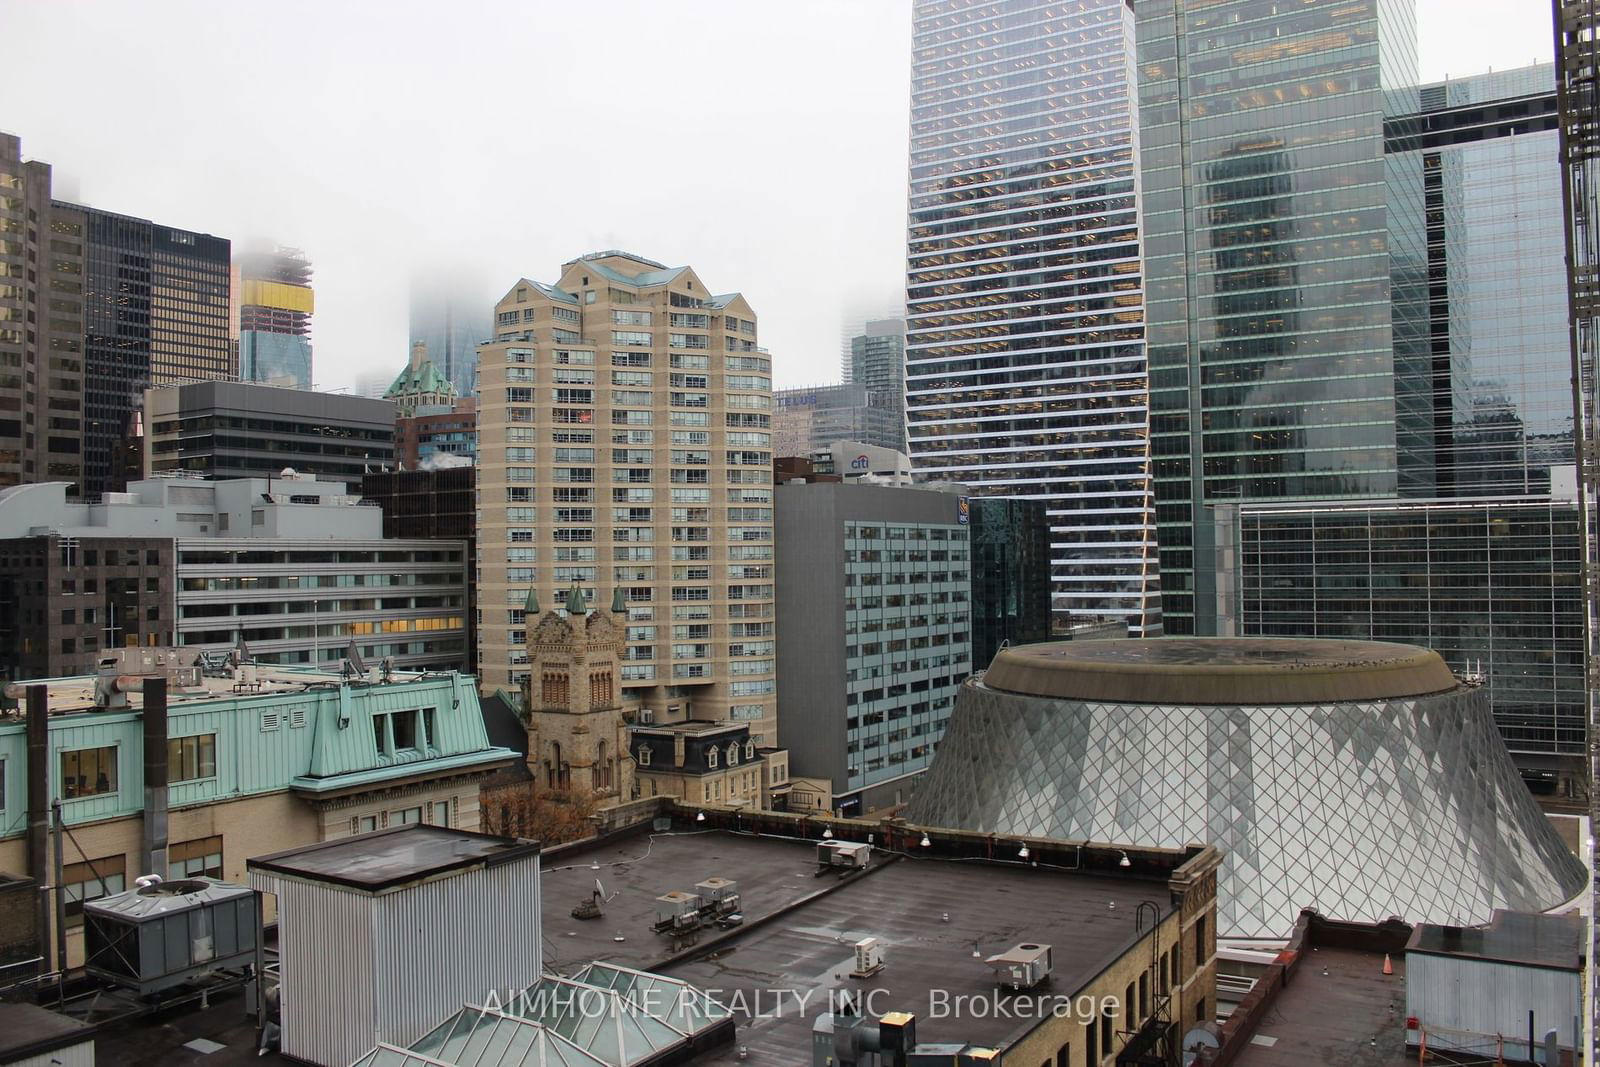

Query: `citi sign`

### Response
(850, 454, 871, 470)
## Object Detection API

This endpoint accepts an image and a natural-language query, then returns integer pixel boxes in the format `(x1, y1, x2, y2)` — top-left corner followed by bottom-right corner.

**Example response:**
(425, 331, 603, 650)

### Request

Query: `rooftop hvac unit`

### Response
(695, 877, 740, 914)
(851, 937, 885, 978)
(654, 891, 704, 931)
(817, 841, 872, 869)
(984, 942, 1052, 991)
(83, 878, 260, 995)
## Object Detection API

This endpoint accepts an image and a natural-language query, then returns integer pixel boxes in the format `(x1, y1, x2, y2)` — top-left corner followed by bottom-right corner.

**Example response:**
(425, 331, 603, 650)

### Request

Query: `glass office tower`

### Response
(1136, 0, 1426, 633)
(905, 0, 1162, 634)
(1389, 65, 1569, 497)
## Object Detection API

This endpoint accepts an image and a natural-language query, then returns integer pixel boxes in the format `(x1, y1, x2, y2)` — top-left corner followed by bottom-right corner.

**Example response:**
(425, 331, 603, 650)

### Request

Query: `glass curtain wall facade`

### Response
(905, 0, 1162, 634)
(1388, 66, 1569, 497)
(1135, 0, 1426, 634)
(1229, 499, 1588, 764)
(847, 320, 908, 452)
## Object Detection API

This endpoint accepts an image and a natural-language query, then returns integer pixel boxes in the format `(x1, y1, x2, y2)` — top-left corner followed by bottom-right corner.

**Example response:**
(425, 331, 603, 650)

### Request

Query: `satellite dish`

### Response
(1181, 1025, 1221, 1066)
(346, 640, 368, 676)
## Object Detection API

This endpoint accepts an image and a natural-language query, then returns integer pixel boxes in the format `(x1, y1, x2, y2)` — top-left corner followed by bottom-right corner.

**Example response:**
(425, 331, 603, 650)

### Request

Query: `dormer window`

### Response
(727, 741, 740, 766)
(637, 745, 652, 767)
(744, 740, 756, 761)
(706, 746, 718, 769)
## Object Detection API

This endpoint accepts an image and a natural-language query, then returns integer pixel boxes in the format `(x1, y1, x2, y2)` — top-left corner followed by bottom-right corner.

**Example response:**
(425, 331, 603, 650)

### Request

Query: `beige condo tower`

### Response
(476, 252, 777, 744)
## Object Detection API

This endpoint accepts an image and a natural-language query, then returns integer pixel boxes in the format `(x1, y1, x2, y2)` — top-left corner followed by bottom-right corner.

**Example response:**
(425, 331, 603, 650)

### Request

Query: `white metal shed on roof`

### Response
(248, 825, 543, 1067)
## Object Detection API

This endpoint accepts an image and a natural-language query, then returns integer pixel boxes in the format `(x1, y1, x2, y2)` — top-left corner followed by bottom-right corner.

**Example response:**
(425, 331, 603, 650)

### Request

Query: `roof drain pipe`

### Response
(142, 676, 170, 883)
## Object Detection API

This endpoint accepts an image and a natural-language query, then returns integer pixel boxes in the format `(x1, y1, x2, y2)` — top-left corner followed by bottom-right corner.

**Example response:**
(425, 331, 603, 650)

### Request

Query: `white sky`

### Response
(0, 0, 1556, 391)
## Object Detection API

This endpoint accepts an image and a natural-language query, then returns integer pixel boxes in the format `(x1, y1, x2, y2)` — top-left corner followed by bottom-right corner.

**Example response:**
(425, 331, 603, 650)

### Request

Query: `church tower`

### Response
(521, 585, 634, 802)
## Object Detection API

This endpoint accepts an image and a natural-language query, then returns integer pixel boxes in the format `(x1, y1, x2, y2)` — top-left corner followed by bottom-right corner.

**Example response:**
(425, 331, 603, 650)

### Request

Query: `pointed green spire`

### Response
(525, 586, 539, 615)
(566, 583, 587, 616)
(611, 587, 626, 614)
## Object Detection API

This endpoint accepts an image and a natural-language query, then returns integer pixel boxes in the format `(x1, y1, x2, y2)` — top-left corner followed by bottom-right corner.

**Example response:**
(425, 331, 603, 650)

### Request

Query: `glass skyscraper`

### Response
(1389, 65, 1569, 497)
(1135, 0, 1426, 634)
(905, 0, 1162, 634)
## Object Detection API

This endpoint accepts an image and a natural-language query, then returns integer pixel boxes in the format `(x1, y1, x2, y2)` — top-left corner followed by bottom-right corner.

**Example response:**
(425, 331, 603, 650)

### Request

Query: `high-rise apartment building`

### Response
(904, 0, 1162, 634)
(846, 318, 907, 452)
(1388, 65, 1568, 497)
(411, 271, 492, 397)
(237, 247, 313, 388)
(476, 252, 777, 744)
(0, 133, 85, 492)
(1135, 0, 1427, 634)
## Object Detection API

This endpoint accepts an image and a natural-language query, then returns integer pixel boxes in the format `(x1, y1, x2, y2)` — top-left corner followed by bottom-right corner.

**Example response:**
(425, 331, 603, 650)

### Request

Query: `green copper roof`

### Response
(525, 587, 539, 614)
(384, 356, 460, 402)
(566, 584, 587, 616)
(611, 587, 626, 613)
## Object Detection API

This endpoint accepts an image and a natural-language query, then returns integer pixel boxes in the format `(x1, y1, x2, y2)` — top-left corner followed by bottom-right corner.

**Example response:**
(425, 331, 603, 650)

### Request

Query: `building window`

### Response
(61, 746, 117, 799)
(637, 745, 652, 766)
(727, 741, 740, 766)
(356, 814, 378, 834)
(372, 710, 422, 756)
(431, 800, 451, 827)
(393, 807, 422, 825)
(168, 734, 217, 783)
(542, 672, 569, 707)
(707, 746, 718, 769)
(62, 854, 126, 920)
(169, 835, 223, 880)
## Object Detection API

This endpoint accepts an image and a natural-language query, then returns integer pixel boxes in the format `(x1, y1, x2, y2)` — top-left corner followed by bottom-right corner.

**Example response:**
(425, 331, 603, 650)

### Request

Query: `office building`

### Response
(1387, 65, 1569, 497)
(772, 382, 900, 455)
(385, 340, 460, 417)
(845, 317, 907, 451)
(144, 379, 395, 487)
(775, 480, 972, 815)
(0, 132, 85, 493)
(476, 252, 776, 742)
(237, 246, 313, 388)
(905, 0, 1163, 633)
(1220, 495, 1587, 788)
(1135, 0, 1427, 634)
(908, 638, 1587, 939)
(361, 465, 478, 669)
(968, 496, 1053, 665)
(0, 474, 468, 676)
(411, 270, 492, 397)
(0, 653, 514, 969)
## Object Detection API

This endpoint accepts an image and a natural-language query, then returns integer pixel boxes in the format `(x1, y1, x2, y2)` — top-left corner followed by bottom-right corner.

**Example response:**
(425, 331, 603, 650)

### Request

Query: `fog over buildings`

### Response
(0, 0, 1548, 391)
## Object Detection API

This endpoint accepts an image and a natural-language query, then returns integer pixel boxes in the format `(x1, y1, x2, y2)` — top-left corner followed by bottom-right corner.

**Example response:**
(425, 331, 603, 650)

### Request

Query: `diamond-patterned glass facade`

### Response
(908, 678, 1587, 939)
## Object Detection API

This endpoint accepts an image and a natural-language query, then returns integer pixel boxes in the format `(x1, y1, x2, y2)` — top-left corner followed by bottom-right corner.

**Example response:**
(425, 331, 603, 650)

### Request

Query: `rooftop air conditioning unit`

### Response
(695, 877, 740, 914)
(817, 841, 871, 869)
(653, 891, 703, 932)
(851, 937, 885, 978)
(985, 942, 1053, 991)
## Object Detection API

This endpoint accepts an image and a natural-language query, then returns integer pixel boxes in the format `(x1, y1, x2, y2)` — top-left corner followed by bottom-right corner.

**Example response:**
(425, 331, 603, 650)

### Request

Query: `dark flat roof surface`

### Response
(984, 638, 1459, 704)
(1407, 909, 1582, 970)
(1229, 947, 1410, 1067)
(248, 824, 539, 891)
(542, 829, 1174, 1064)
(0, 1001, 90, 1056)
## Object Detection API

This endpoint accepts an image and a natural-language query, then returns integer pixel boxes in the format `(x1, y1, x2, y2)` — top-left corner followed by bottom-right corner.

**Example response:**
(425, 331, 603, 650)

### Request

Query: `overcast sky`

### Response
(2, 0, 1556, 391)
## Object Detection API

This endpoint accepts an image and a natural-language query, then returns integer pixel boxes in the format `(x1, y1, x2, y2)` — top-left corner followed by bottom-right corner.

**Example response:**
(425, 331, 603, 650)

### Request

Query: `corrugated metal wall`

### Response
(253, 852, 542, 1067)
(371, 856, 543, 1049)
(1408, 954, 1580, 1052)
(252, 871, 374, 1067)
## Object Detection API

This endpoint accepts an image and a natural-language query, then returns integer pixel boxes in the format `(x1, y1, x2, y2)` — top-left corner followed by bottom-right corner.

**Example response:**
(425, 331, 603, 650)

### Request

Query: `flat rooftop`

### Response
(8, 662, 448, 715)
(249, 825, 539, 892)
(984, 638, 1461, 704)
(1407, 909, 1583, 970)
(541, 827, 1176, 1063)
(1228, 946, 1410, 1067)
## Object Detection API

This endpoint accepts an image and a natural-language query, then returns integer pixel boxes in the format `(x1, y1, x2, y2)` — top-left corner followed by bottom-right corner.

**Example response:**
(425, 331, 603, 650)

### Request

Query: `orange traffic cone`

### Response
(1382, 953, 1393, 976)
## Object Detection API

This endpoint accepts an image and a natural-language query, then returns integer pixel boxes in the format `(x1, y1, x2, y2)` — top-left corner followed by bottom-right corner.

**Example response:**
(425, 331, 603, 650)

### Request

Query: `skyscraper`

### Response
(237, 247, 313, 388)
(846, 318, 907, 452)
(904, 0, 1162, 634)
(1135, 0, 1426, 634)
(411, 271, 493, 398)
(1390, 65, 1568, 497)
(772, 383, 901, 455)
(0, 133, 85, 492)
(475, 252, 777, 744)
(77, 208, 231, 496)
